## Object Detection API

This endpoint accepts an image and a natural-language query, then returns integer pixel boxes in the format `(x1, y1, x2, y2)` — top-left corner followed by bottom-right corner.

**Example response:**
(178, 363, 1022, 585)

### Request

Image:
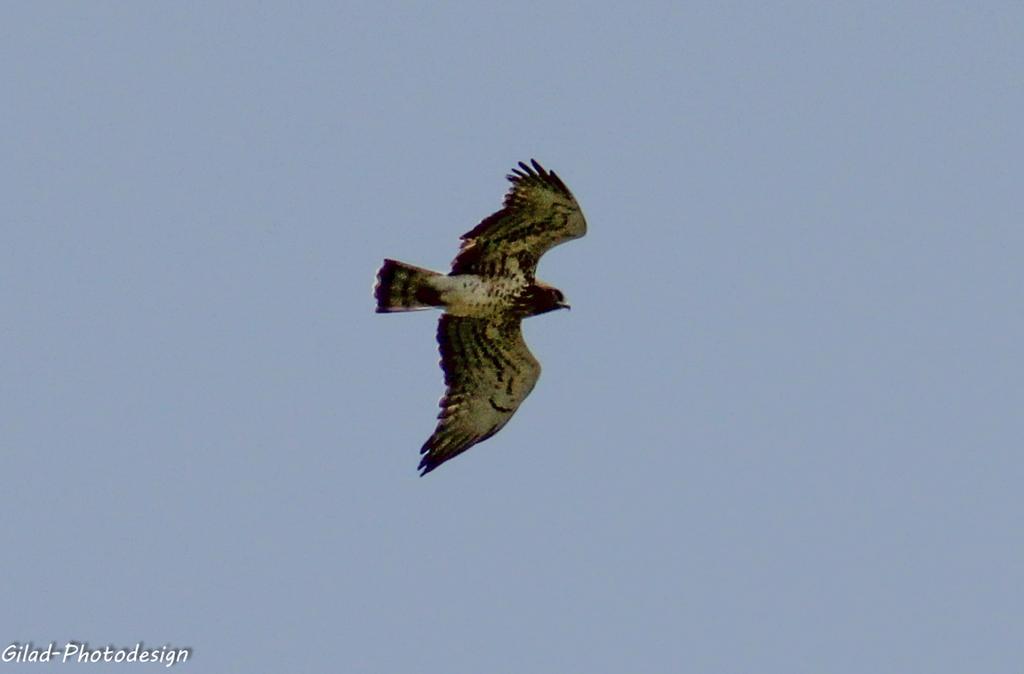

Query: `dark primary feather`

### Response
(418, 314, 541, 475)
(450, 159, 586, 278)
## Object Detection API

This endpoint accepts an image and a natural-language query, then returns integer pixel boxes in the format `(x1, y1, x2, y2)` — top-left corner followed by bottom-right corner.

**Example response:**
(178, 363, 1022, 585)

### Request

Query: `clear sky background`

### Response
(2, 2, 1022, 673)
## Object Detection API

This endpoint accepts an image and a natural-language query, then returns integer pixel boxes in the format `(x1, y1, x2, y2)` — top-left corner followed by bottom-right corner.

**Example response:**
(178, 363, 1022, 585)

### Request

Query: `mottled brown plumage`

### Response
(374, 160, 586, 474)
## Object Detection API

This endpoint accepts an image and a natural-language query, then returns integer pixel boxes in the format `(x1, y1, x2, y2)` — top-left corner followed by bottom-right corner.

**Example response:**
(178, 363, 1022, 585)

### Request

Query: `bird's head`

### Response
(550, 287, 571, 311)
(524, 283, 570, 315)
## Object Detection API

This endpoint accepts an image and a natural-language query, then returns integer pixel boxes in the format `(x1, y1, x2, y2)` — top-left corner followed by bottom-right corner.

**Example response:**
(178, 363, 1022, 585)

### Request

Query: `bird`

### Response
(374, 159, 587, 475)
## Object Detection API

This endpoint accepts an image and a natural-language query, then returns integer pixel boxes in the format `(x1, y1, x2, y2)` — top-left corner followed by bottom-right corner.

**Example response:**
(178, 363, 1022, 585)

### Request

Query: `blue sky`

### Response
(2, 2, 1022, 672)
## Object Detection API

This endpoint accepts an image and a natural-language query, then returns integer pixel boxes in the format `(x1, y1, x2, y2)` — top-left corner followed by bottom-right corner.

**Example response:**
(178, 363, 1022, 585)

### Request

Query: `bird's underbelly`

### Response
(431, 275, 524, 317)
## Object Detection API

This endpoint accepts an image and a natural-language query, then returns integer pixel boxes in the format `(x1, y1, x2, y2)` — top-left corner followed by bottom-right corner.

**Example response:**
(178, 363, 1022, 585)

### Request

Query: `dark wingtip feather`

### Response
(506, 159, 570, 196)
(418, 448, 440, 476)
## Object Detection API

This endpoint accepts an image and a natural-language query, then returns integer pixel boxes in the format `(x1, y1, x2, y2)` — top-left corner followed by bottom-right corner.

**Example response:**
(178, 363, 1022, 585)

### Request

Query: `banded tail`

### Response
(374, 259, 444, 313)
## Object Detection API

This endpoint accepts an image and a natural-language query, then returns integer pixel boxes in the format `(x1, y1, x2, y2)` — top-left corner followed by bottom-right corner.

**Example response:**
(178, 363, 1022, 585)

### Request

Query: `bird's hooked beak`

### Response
(557, 301, 571, 311)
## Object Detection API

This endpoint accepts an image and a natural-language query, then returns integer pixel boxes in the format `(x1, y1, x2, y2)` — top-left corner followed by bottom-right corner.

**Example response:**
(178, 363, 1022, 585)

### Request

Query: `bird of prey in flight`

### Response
(374, 159, 587, 475)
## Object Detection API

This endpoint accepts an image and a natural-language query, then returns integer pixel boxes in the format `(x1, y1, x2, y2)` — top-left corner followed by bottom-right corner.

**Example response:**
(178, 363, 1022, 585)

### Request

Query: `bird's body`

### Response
(428, 274, 524, 317)
(374, 160, 586, 475)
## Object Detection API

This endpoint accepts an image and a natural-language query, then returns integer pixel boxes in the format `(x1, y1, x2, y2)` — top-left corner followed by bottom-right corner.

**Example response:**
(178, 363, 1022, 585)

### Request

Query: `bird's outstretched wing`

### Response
(450, 159, 586, 279)
(419, 314, 541, 475)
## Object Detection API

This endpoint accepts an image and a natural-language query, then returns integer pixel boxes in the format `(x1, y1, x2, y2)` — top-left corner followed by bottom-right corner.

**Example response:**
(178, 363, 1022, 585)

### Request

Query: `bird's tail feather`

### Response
(374, 259, 443, 312)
